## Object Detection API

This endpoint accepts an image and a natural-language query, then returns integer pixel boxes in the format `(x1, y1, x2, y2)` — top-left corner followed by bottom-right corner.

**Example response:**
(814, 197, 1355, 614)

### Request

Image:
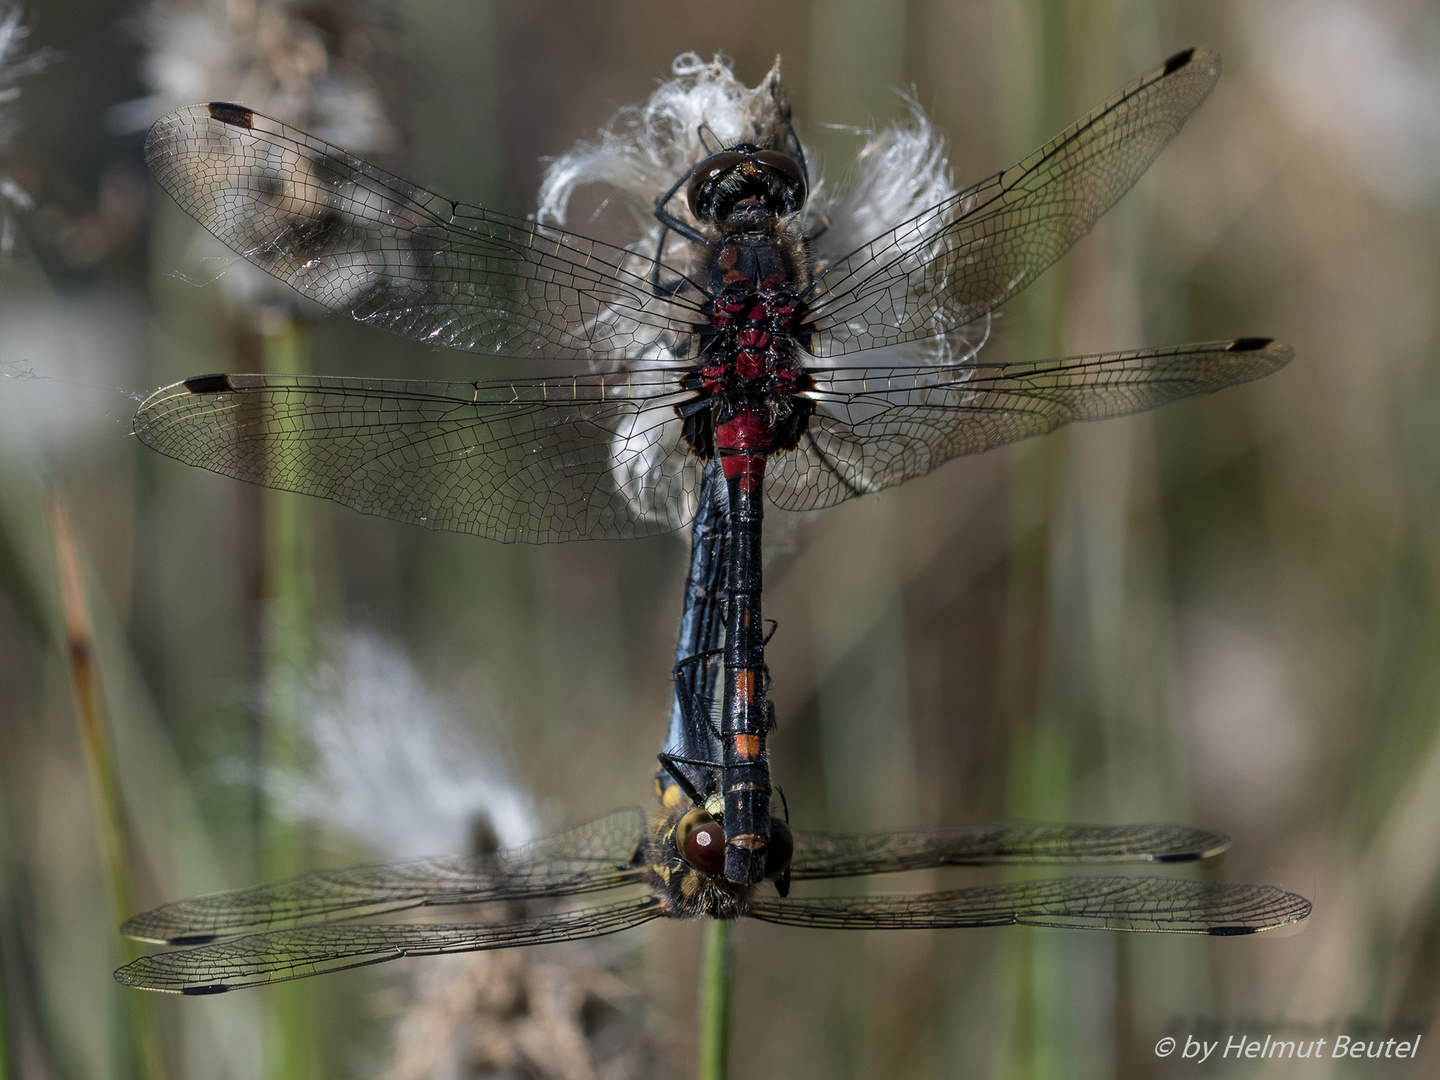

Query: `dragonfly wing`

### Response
(747, 877, 1312, 934)
(767, 338, 1291, 512)
(789, 823, 1231, 880)
(115, 897, 665, 994)
(803, 48, 1219, 356)
(122, 807, 649, 945)
(145, 104, 704, 360)
(133, 371, 702, 542)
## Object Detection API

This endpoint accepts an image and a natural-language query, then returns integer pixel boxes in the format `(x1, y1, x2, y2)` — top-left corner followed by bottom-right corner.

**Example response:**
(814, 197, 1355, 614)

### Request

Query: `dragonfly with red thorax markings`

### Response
(114, 461, 1310, 996)
(134, 47, 1292, 885)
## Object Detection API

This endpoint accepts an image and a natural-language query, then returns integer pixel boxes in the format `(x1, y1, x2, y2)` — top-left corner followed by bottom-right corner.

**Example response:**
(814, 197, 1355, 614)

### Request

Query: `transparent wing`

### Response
(132, 370, 702, 543)
(803, 48, 1220, 356)
(789, 823, 1230, 881)
(115, 897, 664, 994)
(747, 877, 1312, 934)
(122, 808, 649, 945)
(767, 338, 1291, 512)
(145, 103, 704, 361)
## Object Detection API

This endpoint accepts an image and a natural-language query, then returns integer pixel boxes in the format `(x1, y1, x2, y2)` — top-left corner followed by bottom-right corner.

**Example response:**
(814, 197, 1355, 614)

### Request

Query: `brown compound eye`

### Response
(764, 819, 794, 879)
(676, 808, 726, 875)
(751, 150, 807, 210)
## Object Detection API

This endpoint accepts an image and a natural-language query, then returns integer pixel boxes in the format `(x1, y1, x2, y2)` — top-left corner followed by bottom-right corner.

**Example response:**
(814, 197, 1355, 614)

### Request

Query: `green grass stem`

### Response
(698, 918, 734, 1080)
(258, 317, 320, 1080)
(0, 936, 11, 1080)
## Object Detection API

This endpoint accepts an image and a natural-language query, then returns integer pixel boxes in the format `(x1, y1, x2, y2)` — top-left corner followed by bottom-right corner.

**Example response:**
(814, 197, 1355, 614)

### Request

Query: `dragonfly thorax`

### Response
(680, 283, 816, 462)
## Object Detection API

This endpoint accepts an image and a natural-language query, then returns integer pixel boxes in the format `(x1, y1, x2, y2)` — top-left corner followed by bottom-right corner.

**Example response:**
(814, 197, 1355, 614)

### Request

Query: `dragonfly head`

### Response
(675, 805, 794, 884)
(687, 145, 807, 227)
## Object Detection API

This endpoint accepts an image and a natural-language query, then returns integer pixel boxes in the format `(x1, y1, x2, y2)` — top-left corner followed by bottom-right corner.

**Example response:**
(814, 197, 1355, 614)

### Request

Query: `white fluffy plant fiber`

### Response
(537, 53, 799, 242)
(536, 53, 958, 269)
(537, 52, 979, 366)
(0, 2, 52, 256)
(810, 94, 957, 266)
(268, 630, 536, 860)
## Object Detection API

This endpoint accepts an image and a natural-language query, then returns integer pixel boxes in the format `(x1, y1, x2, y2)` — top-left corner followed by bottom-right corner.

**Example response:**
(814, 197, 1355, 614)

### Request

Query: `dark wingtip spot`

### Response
(167, 933, 218, 946)
(1156, 852, 1201, 864)
(1162, 48, 1196, 76)
(182, 983, 231, 996)
(207, 102, 254, 129)
(1208, 925, 1259, 937)
(1227, 337, 1273, 352)
(183, 373, 234, 394)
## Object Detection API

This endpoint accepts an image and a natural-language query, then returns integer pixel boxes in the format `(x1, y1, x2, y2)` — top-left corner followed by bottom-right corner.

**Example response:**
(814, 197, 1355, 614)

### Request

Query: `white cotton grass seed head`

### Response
(536, 53, 958, 265)
(0, 3, 54, 257)
(117, 0, 396, 152)
(538, 52, 801, 238)
(267, 632, 668, 1080)
(810, 93, 958, 265)
(268, 630, 536, 860)
(117, 0, 400, 315)
(811, 93, 991, 367)
(537, 52, 982, 367)
(0, 3, 49, 152)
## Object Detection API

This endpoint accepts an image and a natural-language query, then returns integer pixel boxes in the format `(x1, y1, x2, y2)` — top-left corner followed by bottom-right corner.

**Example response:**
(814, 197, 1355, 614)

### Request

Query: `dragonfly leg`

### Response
(653, 204, 710, 247)
(657, 752, 722, 807)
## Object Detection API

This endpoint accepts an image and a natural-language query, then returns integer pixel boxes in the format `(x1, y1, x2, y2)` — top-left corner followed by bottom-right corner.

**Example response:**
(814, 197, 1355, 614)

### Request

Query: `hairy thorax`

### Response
(680, 213, 816, 461)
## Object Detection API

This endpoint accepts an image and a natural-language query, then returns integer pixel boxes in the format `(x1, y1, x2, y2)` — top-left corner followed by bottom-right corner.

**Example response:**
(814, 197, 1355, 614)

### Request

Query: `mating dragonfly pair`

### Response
(117, 48, 1308, 992)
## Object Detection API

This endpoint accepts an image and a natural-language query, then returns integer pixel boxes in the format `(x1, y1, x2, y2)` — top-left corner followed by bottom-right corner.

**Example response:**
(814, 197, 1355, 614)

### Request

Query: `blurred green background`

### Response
(3, 0, 1438, 1077)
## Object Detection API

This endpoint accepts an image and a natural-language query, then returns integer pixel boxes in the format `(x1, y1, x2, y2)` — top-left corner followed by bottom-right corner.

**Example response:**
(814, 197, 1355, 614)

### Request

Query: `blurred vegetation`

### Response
(2, 0, 1439, 1078)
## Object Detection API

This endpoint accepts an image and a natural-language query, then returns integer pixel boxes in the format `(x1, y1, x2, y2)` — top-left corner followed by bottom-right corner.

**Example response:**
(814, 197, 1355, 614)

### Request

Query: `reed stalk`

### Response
(47, 494, 168, 1080)
(698, 917, 734, 1080)
(257, 316, 320, 1080)
(994, 3, 1081, 1077)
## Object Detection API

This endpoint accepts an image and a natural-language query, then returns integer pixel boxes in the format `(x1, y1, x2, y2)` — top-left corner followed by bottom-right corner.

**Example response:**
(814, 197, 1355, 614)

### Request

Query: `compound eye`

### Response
(751, 150, 807, 210)
(686, 151, 748, 222)
(764, 819, 794, 879)
(676, 808, 727, 875)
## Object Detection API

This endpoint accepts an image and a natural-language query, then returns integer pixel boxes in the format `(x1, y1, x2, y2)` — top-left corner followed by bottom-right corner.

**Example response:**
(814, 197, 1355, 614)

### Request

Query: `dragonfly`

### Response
(134, 47, 1293, 882)
(114, 460, 1311, 996)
